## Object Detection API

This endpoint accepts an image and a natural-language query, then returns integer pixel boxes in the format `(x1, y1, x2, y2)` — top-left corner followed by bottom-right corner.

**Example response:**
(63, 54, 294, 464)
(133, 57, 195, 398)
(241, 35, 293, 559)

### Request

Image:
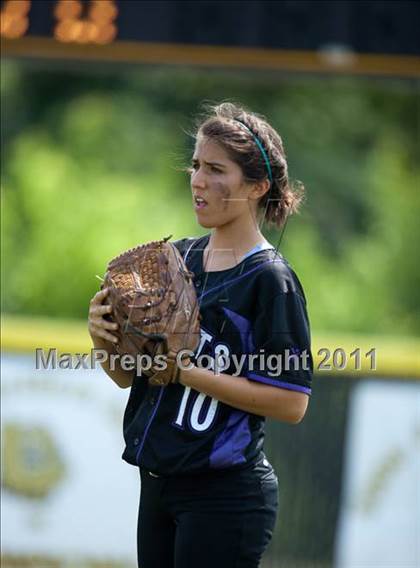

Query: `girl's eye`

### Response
(189, 163, 222, 174)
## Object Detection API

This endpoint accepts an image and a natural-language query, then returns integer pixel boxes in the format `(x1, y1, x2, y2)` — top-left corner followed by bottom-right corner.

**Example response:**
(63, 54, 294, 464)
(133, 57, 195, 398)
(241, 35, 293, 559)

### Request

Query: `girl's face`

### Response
(190, 136, 257, 229)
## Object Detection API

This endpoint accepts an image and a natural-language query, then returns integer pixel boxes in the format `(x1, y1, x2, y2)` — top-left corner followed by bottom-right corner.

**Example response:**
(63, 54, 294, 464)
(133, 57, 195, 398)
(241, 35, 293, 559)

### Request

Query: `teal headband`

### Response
(234, 119, 273, 183)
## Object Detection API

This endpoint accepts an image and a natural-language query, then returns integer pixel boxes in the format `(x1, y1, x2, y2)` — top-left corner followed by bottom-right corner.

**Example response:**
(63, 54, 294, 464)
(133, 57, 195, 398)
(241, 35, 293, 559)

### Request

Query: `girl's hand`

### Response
(88, 288, 119, 346)
(88, 287, 133, 389)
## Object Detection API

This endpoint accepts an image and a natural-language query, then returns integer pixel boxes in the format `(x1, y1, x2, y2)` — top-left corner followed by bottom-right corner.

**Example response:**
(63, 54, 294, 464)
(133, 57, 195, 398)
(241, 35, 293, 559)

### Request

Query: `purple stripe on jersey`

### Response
(222, 308, 255, 353)
(209, 410, 251, 468)
(246, 371, 312, 395)
(135, 387, 165, 464)
(198, 259, 283, 302)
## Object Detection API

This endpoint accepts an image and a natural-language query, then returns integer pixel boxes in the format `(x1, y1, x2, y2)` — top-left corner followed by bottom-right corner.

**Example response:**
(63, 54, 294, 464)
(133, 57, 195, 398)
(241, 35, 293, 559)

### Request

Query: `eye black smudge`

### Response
(215, 184, 231, 210)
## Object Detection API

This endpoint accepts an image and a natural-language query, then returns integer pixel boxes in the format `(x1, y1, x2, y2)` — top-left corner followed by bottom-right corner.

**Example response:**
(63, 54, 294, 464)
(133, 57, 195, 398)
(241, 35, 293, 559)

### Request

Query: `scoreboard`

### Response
(1, 1, 420, 76)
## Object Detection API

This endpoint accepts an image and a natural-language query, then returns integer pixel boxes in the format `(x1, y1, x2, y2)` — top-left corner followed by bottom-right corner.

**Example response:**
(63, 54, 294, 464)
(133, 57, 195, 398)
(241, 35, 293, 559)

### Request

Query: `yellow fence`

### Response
(2, 315, 420, 379)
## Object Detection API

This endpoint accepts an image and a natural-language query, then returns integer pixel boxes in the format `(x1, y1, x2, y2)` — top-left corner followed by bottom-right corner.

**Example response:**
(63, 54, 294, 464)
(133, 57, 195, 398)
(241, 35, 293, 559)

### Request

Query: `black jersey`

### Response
(121, 234, 313, 476)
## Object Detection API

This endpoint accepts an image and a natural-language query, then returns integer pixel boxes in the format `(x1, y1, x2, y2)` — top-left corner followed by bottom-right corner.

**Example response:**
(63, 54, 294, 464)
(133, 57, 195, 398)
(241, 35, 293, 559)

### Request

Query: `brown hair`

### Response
(192, 101, 304, 228)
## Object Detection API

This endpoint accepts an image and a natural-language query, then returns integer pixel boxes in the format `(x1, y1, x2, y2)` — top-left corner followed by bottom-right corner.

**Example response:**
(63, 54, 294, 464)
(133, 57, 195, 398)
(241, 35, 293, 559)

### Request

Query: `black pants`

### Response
(137, 456, 279, 568)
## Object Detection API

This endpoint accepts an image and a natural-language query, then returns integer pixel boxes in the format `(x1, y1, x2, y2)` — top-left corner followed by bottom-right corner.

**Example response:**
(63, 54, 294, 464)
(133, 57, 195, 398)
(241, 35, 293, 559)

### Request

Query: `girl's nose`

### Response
(191, 169, 206, 190)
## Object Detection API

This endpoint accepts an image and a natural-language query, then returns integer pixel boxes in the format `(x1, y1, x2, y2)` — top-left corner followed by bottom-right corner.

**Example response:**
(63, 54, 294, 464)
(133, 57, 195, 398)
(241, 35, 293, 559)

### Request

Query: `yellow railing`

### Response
(2, 315, 420, 378)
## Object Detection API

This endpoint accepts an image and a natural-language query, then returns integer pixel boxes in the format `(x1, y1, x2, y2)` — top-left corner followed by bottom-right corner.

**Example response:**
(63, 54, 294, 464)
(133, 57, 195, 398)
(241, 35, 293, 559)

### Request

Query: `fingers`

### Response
(89, 288, 118, 339)
(91, 304, 113, 317)
(89, 313, 118, 331)
(89, 323, 119, 344)
(91, 287, 109, 306)
(100, 318, 119, 331)
(89, 304, 117, 327)
(98, 287, 109, 299)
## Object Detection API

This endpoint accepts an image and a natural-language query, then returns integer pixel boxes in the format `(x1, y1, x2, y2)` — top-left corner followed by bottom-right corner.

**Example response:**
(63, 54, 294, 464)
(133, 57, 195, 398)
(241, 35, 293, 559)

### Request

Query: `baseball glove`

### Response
(102, 235, 200, 386)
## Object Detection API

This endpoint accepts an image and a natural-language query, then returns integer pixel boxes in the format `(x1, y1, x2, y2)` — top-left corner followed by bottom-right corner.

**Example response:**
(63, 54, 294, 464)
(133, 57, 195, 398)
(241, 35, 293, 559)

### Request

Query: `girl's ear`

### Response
(249, 179, 271, 201)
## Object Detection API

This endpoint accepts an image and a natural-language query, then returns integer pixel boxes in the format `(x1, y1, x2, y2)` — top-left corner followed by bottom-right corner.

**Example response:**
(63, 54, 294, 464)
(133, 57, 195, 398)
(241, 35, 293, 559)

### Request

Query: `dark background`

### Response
(21, 0, 420, 55)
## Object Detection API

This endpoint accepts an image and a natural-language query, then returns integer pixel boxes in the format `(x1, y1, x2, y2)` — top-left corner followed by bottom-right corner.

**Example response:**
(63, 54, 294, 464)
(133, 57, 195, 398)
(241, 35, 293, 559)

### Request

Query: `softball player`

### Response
(88, 102, 313, 568)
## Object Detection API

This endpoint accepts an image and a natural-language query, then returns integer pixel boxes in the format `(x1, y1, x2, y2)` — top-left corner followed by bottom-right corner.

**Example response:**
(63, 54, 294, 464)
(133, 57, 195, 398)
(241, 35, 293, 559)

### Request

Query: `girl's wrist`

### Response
(178, 362, 215, 388)
(178, 362, 194, 386)
(179, 361, 206, 387)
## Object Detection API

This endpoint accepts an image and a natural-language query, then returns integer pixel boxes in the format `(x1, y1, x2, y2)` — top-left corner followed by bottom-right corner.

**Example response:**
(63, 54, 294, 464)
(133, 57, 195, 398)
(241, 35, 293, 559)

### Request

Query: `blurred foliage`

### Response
(1, 60, 419, 334)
